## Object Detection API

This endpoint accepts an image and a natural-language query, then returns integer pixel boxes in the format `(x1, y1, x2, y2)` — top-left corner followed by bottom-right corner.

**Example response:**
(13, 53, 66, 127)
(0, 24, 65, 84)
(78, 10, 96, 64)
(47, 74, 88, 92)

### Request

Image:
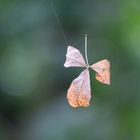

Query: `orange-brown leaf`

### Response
(91, 59, 110, 85)
(67, 69, 91, 107)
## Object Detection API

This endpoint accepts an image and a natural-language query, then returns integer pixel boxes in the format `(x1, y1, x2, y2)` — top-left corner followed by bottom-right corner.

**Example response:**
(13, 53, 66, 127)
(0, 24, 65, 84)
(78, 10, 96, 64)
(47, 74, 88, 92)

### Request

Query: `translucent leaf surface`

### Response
(67, 69, 91, 107)
(91, 59, 110, 85)
(64, 46, 86, 68)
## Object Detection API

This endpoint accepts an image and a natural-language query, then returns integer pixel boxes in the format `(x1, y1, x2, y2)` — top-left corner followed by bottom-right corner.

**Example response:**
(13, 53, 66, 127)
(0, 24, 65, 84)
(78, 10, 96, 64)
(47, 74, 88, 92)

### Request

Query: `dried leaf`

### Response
(67, 69, 91, 107)
(91, 59, 110, 85)
(64, 35, 111, 108)
(64, 46, 86, 68)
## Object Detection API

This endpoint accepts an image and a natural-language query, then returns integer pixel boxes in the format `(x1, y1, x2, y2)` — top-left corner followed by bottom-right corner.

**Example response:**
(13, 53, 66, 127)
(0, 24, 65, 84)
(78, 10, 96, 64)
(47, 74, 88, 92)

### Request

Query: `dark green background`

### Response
(0, 0, 140, 140)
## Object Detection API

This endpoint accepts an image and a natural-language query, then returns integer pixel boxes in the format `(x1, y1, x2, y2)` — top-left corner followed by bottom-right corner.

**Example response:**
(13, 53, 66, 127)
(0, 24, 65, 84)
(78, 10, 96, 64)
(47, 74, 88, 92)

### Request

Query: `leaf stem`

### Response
(85, 34, 89, 67)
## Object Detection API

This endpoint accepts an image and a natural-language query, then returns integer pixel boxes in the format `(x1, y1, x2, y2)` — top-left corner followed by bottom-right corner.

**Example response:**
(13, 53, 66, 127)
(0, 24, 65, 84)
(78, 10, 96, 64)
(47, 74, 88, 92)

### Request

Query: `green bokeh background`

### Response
(0, 0, 140, 140)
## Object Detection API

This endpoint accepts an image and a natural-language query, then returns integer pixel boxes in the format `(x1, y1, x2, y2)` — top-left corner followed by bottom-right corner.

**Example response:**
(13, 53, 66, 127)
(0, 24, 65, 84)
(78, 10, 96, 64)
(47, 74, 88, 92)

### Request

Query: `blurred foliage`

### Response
(0, 0, 140, 140)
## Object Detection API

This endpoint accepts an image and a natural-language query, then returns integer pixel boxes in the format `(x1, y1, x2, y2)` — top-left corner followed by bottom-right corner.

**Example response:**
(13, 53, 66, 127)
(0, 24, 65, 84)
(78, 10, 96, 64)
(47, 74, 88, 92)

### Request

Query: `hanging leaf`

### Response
(64, 46, 86, 68)
(67, 69, 91, 107)
(64, 35, 110, 108)
(91, 59, 110, 85)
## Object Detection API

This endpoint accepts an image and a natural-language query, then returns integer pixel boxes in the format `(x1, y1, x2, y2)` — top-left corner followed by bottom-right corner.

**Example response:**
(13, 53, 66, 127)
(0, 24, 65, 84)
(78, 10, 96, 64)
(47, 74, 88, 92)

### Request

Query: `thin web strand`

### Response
(70, 38, 85, 46)
(51, 0, 68, 46)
